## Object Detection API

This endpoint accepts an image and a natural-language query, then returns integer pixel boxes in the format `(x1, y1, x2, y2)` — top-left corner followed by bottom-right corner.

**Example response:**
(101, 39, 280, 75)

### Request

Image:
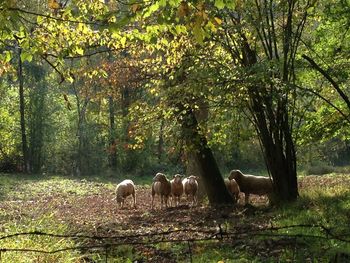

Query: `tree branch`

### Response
(295, 84, 350, 125)
(302, 54, 350, 111)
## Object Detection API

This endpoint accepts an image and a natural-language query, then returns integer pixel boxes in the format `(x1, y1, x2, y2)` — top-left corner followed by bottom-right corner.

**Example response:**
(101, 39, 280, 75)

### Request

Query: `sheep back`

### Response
(229, 169, 273, 195)
(171, 174, 184, 196)
(115, 179, 135, 202)
(152, 173, 171, 196)
(183, 176, 199, 195)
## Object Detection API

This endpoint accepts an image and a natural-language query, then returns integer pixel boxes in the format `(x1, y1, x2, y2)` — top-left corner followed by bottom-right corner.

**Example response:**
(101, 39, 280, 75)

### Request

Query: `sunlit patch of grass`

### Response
(269, 175, 350, 261)
(88, 244, 138, 263)
(0, 173, 152, 202)
(190, 241, 259, 263)
(0, 213, 81, 263)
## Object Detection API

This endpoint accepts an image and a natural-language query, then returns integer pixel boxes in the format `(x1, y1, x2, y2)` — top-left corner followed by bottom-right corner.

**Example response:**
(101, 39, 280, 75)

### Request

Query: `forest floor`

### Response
(0, 173, 350, 262)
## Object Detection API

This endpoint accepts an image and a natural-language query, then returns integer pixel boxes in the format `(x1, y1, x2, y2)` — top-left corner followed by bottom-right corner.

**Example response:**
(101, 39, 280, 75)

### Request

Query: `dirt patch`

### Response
(1, 175, 349, 261)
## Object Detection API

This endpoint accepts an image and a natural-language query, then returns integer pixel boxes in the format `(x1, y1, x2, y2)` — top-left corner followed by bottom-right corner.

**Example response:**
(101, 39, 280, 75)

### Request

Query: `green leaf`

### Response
(120, 36, 127, 47)
(214, 0, 225, 9)
(4, 51, 12, 63)
(20, 51, 33, 62)
(75, 47, 84, 55)
(193, 23, 204, 45)
(225, 0, 236, 9)
(143, 2, 160, 18)
(159, 0, 167, 7)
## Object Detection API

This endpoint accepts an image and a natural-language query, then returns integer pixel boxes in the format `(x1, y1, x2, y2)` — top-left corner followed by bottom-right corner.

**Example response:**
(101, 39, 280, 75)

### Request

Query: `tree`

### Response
(134, 0, 322, 202)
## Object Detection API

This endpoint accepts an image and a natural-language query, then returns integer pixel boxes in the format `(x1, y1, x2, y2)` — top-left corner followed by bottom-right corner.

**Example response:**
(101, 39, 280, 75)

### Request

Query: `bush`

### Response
(305, 163, 335, 175)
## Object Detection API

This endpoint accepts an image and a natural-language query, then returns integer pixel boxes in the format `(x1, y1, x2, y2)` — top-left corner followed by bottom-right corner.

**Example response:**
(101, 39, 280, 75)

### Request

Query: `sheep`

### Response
(228, 169, 273, 204)
(224, 178, 240, 203)
(115, 179, 136, 209)
(170, 174, 184, 207)
(182, 175, 199, 206)
(151, 172, 171, 209)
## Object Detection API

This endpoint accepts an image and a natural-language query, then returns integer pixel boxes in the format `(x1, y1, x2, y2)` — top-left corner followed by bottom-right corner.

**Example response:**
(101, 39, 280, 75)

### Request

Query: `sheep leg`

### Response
(189, 195, 193, 207)
(164, 196, 168, 208)
(235, 193, 239, 203)
(132, 192, 136, 209)
(172, 195, 176, 207)
(170, 195, 173, 207)
(245, 193, 250, 205)
(151, 194, 155, 209)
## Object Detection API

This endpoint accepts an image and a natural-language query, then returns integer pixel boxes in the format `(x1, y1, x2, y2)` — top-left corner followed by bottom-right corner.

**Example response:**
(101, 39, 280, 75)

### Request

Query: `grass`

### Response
(261, 173, 350, 261)
(0, 172, 152, 201)
(0, 172, 349, 262)
(0, 213, 81, 263)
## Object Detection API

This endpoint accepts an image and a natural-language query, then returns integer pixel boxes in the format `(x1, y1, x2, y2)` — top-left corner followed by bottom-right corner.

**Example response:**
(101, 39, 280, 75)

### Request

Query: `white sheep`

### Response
(228, 169, 273, 204)
(224, 178, 240, 203)
(182, 175, 199, 206)
(170, 174, 184, 207)
(151, 172, 171, 209)
(115, 179, 136, 209)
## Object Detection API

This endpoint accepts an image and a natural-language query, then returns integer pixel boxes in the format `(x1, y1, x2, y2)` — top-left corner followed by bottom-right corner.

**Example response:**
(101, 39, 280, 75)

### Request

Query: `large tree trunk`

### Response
(73, 82, 90, 176)
(28, 83, 46, 174)
(157, 119, 164, 162)
(108, 96, 117, 170)
(242, 37, 298, 202)
(18, 47, 29, 173)
(250, 92, 298, 202)
(185, 98, 209, 200)
(177, 103, 233, 205)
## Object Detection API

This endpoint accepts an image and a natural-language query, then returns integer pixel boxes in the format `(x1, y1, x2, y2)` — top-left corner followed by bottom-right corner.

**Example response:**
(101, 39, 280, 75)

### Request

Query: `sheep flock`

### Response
(115, 169, 273, 209)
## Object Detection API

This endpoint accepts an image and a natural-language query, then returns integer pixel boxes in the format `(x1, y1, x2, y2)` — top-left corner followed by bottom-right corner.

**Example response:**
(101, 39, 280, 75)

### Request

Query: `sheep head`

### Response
(153, 172, 167, 183)
(173, 174, 183, 184)
(187, 175, 199, 184)
(229, 169, 243, 182)
(116, 194, 124, 203)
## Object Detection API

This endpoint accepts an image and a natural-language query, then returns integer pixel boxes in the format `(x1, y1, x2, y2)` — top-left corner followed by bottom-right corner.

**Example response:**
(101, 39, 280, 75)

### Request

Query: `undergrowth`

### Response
(0, 172, 349, 262)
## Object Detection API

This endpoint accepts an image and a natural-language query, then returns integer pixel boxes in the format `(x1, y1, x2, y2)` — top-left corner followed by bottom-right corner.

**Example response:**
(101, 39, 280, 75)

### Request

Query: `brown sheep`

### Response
(182, 175, 199, 206)
(170, 174, 184, 207)
(151, 172, 171, 209)
(115, 179, 136, 209)
(229, 169, 273, 204)
(224, 178, 240, 203)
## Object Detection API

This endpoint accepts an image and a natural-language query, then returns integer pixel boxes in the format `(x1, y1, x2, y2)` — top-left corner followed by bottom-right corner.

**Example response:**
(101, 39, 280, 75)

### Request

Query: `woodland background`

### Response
(0, 0, 349, 180)
(1, 0, 350, 262)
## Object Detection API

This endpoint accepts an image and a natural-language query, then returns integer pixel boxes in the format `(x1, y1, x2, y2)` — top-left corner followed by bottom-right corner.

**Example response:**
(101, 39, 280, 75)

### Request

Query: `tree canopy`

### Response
(1, 0, 350, 204)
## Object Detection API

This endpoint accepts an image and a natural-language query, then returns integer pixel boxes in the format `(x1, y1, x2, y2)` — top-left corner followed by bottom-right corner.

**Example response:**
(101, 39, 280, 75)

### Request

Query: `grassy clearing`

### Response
(269, 174, 350, 261)
(0, 172, 349, 262)
(0, 213, 81, 263)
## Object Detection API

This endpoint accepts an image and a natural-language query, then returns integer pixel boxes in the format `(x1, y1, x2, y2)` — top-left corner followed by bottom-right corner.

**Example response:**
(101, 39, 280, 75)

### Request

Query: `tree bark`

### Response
(18, 47, 29, 173)
(241, 34, 298, 202)
(185, 98, 209, 200)
(28, 83, 45, 174)
(157, 119, 164, 162)
(108, 96, 117, 170)
(177, 103, 233, 205)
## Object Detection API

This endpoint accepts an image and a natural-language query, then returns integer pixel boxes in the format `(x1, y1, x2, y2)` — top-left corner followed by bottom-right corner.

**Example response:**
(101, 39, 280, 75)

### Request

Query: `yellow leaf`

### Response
(177, 2, 189, 17)
(48, 0, 60, 9)
(131, 4, 139, 13)
(214, 17, 222, 25)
